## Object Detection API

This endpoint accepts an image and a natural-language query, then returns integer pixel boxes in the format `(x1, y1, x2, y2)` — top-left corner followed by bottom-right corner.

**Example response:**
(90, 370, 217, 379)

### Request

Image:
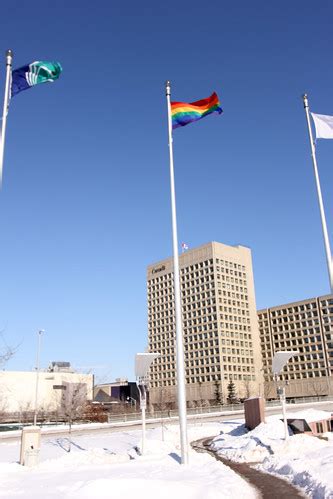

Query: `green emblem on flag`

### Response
(11, 60, 63, 97)
(26, 61, 62, 86)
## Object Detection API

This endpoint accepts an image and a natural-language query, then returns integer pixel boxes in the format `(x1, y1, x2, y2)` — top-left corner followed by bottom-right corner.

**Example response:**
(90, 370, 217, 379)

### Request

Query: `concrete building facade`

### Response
(147, 241, 263, 408)
(258, 294, 333, 398)
(0, 366, 93, 417)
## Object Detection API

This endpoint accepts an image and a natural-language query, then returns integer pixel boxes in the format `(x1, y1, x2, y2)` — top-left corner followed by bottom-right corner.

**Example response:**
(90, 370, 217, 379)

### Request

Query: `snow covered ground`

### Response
(2, 408, 333, 498)
(210, 409, 333, 498)
(0, 421, 256, 499)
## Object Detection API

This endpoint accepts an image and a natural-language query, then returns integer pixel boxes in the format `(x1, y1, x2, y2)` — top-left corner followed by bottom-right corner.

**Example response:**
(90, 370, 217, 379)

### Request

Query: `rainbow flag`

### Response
(171, 92, 222, 129)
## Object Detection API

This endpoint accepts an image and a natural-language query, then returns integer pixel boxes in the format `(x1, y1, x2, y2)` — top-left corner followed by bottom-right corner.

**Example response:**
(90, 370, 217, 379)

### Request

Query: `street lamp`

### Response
(33, 330, 44, 426)
(135, 352, 160, 455)
(272, 350, 299, 440)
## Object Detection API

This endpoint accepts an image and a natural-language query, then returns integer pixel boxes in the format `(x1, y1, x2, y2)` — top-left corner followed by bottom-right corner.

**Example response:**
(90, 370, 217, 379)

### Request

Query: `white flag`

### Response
(311, 112, 333, 139)
(181, 242, 189, 251)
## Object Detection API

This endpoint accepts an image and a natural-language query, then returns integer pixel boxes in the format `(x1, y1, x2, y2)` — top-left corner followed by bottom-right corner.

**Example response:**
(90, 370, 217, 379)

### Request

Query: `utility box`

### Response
(244, 397, 265, 430)
(20, 426, 41, 466)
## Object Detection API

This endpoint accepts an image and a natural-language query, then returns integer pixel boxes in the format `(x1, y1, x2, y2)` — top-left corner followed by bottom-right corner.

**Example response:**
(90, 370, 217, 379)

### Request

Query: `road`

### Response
(1, 399, 331, 443)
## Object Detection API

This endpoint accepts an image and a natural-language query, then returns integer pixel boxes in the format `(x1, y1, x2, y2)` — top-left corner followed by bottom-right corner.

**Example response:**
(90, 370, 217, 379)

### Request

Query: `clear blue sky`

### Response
(1, 0, 333, 381)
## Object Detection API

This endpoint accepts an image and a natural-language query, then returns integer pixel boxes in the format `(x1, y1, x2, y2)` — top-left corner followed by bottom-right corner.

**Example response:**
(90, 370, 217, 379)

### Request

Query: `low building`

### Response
(0, 363, 93, 419)
(94, 378, 139, 406)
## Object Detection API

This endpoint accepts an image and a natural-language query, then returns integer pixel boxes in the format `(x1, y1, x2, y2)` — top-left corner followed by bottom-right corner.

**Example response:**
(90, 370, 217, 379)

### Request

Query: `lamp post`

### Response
(33, 330, 44, 426)
(272, 351, 298, 440)
(135, 352, 160, 455)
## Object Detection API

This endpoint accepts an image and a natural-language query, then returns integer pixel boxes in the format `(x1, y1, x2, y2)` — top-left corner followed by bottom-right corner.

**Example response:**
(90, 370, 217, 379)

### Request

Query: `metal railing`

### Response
(1, 395, 331, 429)
(108, 404, 243, 423)
(107, 395, 333, 423)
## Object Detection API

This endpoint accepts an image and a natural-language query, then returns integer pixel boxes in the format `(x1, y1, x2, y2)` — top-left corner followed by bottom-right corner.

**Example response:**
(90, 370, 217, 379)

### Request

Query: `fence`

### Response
(1, 394, 331, 427)
(107, 395, 333, 423)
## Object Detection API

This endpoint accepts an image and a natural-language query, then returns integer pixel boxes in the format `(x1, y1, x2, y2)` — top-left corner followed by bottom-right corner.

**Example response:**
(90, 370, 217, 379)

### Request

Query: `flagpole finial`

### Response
(165, 80, 171, 96)
(5, 50, 13, 65)
(302, 94, 309, 108)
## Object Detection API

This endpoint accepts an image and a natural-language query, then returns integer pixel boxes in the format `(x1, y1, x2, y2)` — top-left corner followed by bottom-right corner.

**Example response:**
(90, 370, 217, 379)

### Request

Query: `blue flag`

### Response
(11, 61, 62, 97)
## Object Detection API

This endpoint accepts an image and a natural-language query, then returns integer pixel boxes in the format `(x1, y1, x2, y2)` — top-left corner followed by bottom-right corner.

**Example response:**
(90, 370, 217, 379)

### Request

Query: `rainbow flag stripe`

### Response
(171, 92, 222, 129)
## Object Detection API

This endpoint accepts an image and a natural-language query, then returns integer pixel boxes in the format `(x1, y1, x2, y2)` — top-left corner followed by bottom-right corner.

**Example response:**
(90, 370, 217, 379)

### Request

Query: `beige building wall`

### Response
(147, 241, 263, 407)
(0, 371, 93, 414)
(258, 294, 333, 398)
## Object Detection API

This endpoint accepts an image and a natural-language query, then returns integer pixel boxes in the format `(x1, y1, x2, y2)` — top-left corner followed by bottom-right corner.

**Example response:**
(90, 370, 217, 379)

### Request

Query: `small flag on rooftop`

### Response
(171, 92, 222, 130)
(181, 242, 189, 252)
(11, 61, 62, 97)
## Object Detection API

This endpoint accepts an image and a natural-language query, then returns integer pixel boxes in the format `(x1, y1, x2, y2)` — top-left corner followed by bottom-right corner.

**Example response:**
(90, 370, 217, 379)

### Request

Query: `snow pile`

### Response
(210, 410, 333, 498)
(0, 422, 257, 498)
(282, 408, 333, 424)
(66, 452, 256, 499)
(323, 432, 333, 442)
(38, 447, 131, 469)
(259, 435, 333, 498)
(211, 418, 289, 462)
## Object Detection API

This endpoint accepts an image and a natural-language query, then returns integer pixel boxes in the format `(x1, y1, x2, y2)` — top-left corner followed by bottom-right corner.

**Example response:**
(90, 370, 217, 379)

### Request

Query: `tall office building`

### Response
(147, 242, 263, 407)
(258, 294, 333, 398)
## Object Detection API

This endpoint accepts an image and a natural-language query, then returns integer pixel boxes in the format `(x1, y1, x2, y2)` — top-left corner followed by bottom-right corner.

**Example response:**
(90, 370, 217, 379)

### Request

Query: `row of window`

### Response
(216, 267, 246, 278)
(215, 259, 245, 271)
(271, 313, 319, 324)
(258, 299, 333, 319)
(217, 275, 247, 286)
(150, 372, 255, 387)
(277, 370, 328, 380)
(148, 293, 216, 309)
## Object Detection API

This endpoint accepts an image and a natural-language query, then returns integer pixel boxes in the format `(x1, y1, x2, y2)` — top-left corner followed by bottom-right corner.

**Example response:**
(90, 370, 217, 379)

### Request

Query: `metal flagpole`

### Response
(303, 94, 333, 293)
(165, 80, 188, 465)
(0, 49, 13, 186)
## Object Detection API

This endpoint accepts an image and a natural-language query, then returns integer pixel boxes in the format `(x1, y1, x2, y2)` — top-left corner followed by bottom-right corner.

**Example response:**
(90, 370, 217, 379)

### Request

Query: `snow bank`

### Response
(66, 452, 256, 499)
(211, 419, 289, 462)
(0, 422, 257, 498)
(282, 408, 333, 424)
(210, 414, 333, 498)
(259, 435, 333, 498)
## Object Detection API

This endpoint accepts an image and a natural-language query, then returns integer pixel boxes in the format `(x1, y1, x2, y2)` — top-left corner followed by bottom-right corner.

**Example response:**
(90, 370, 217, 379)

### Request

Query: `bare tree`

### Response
(18, 401, 33, 424)
(0, 347, 14, 367)
(60, 382, 87, 452)
(263, 380, 276, 400)
(154, 386, 174, 412)
(197, 381, 204, 408)
(242, 377, 253, 400)
(201, 399, 210, 409)
(0, 330, 17, 368)
(38, 402, 54, 423)
(0, 393, 8, 423)
(0, 335, 19, 423)
(308, 379, 327, 400)
(154, 386, 173, 441)
(187, 400, 196, 409)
